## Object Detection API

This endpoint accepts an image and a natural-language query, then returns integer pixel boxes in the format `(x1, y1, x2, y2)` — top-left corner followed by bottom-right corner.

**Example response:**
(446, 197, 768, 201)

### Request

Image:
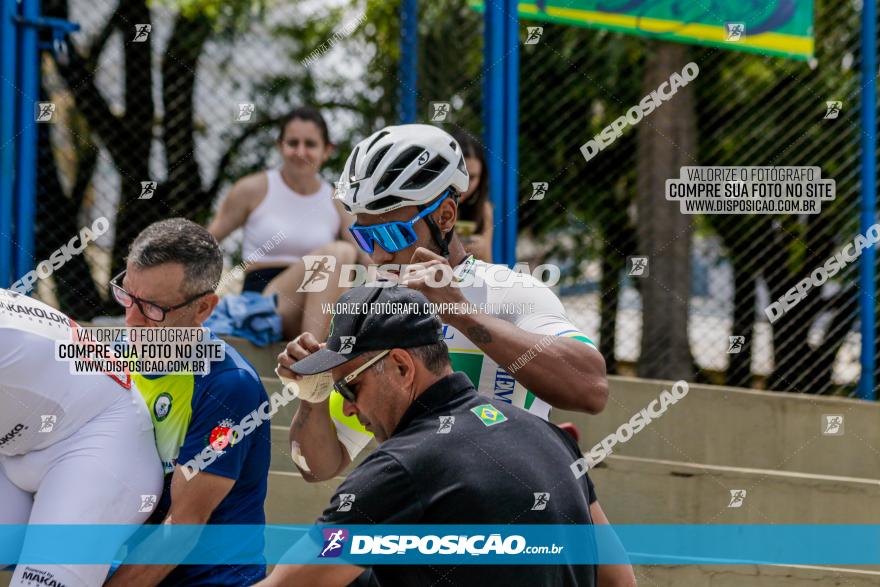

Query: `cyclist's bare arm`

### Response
(446, 311, 608, 414)
(404, 247, 608, 415)
(279, 332, 351, 482)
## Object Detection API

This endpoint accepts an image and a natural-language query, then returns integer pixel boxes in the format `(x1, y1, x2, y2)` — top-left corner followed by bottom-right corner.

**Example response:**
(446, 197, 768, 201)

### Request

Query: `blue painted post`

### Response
(483, 0, 505, 264)
(15, 0, 39, 284)
(0, 0, 17, 287)
(399, 0, 418, 123)
(858, 0, 877, 400)
(502, 0, 519, 266)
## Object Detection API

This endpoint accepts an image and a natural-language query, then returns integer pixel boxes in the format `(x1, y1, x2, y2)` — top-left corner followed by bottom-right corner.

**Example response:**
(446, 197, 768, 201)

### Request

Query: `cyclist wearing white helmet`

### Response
(277, 124, 634, 585)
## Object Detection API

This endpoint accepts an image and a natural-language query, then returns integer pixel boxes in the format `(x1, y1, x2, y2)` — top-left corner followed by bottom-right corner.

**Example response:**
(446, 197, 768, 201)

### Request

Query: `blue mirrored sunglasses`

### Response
(348, 190, 451, 255)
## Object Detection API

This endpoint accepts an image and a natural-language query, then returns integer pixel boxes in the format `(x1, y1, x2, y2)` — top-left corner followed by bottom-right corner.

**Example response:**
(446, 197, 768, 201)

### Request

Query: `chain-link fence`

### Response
(34, 0, 388, 313)
(27, 0, 876, 395)
(416, 0, 869, 395)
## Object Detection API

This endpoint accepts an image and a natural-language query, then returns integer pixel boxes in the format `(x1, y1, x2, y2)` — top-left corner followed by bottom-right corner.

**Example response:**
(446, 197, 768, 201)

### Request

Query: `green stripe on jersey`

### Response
(559, 330, 596, 349)
(132, 372, 195, 474)
(449, 351, 484, 388)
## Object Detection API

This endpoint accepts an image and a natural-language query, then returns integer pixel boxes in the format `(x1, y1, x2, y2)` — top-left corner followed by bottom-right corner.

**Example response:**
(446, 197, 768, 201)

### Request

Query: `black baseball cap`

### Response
(292, 284, 444, 375)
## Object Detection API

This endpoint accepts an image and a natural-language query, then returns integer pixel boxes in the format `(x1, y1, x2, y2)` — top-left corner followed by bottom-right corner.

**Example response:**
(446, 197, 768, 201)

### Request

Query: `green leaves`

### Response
(150, 0, 269, 30)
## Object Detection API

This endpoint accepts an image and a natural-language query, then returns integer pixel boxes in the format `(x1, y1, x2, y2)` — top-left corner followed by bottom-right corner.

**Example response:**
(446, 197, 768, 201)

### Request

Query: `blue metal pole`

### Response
(0, 0, 17, 287)
(502, 0, 519, 267)
(858, 0, 877, 400)
(15, 0, 39, 285)
(398, 0, 418, 124)
(484, 1, 505, 264)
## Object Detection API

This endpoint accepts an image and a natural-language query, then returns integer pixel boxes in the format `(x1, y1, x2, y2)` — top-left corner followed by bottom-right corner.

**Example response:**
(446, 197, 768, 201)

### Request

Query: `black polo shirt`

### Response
(318, 372, 597, 587)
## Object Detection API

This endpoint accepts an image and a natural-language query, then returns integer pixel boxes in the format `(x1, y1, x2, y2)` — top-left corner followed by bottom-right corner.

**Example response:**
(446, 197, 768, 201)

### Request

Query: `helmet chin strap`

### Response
(423, 215, 451, 258)
(419, 189, 464, 262)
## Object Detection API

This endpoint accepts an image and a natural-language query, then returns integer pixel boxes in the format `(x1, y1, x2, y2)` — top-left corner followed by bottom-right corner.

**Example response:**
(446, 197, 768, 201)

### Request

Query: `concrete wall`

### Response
(632, 564, 880, 586)
(591, 454, 880, 524)
(263, 374, 880, 479)
(568, 376, 880, 479)
(269, 419, 880, 525)
(266, 424, 880, 524)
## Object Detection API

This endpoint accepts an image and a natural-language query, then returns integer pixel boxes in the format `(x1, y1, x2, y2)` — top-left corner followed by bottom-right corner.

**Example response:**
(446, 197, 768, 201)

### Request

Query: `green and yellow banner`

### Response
(470, 0, 814, 61)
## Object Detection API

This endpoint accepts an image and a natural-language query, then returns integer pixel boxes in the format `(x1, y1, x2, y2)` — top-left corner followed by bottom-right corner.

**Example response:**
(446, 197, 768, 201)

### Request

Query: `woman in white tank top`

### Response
(208, 107, 361, 339)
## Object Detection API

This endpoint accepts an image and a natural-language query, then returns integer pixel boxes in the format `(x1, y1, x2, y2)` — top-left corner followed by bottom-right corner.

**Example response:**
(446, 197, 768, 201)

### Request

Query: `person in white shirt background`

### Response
(209, 106, 363, 339)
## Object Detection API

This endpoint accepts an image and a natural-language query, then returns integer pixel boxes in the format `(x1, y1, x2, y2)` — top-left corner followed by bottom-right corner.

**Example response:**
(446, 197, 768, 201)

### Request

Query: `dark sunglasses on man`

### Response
(332, 349, 391, 402)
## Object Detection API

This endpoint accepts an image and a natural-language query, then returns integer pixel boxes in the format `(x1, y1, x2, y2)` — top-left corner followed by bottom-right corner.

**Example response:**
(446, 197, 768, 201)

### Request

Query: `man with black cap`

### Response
(258, 284, 597, 587)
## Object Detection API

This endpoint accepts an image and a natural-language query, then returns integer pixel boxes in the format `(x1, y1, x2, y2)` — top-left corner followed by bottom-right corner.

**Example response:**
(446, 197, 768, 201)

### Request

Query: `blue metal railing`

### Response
(483, 2, 503, 264)
(502, 1, 519, 267)
(0, 0, 17, 287)
(14, 0, 40, 281)
(857, 0, 877, 400)
(398, 0, 418, 124)
(482, 0, 518, 267)
(0, 2, 78, 290)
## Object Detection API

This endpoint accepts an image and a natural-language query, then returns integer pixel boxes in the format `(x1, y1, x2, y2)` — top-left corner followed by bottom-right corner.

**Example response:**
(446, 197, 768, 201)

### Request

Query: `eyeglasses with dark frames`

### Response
(109, 271, 214, 322)
(333, 350, 391, 402)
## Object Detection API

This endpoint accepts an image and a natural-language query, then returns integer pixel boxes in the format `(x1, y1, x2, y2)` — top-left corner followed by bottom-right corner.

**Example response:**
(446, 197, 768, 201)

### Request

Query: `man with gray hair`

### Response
(106, 218, 272, 587)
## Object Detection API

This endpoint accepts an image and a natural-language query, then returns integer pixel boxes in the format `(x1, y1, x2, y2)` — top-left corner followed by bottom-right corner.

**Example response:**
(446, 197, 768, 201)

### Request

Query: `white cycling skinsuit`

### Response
(321, 257, 598, 461)
(0, 289, 163, 587)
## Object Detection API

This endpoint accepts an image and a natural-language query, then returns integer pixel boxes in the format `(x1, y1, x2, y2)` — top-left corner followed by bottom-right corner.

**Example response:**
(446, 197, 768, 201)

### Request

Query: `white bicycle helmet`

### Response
(336, 124, 470, 215)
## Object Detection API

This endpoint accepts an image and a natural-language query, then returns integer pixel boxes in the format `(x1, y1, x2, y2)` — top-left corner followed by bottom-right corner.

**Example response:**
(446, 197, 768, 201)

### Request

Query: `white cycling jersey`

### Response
(0, 289, 134, 455)
(324, 257, 598, 460)
(0, 289, 163, 586)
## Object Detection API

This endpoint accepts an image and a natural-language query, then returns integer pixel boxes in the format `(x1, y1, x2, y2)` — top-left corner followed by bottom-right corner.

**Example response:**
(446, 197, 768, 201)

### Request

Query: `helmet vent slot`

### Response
(375, 146, 423, 194)
(346, 146, 361, 180)
(366, 144, 393, 178)
(366, 196, 405, 211)
(400, 155, 449, 190)
(366, 131, 391, 152)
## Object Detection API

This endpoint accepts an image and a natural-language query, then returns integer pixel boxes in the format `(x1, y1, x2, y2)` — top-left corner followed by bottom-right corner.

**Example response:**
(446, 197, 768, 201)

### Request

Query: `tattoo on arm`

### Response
(467, 325, 492, 344)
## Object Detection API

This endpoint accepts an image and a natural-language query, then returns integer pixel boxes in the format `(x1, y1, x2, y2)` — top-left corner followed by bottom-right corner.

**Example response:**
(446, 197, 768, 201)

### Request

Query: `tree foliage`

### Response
(38, 0, 868, 394)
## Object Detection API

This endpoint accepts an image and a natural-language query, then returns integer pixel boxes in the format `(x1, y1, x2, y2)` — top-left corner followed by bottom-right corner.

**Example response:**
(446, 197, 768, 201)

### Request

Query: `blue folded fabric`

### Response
(205, 292, 282, 347)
